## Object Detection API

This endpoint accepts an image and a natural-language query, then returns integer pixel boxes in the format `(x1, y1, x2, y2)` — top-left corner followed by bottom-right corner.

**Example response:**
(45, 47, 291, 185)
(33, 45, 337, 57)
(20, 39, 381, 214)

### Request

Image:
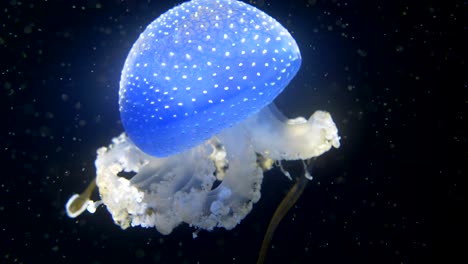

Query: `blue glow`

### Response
(119, 0, 301, 157)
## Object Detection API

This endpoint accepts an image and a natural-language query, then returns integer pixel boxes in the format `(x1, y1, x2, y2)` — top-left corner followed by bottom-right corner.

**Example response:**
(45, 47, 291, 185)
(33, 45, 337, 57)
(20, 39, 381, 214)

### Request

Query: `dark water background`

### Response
(0, 0, 464, 263)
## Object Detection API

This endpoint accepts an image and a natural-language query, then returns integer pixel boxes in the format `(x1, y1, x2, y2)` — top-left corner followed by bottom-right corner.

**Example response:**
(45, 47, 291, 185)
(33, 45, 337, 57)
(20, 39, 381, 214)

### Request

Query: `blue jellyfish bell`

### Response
(119, 0, 301, 157)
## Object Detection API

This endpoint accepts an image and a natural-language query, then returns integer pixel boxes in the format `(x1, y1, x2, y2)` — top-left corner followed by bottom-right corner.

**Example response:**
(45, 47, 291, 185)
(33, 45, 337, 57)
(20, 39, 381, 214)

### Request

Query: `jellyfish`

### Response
(66, 0, 340, 249)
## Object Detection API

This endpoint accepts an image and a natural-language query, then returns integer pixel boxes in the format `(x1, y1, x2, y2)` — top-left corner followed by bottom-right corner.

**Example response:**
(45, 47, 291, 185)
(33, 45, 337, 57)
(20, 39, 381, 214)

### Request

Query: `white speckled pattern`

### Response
(119, 0, 301, 157)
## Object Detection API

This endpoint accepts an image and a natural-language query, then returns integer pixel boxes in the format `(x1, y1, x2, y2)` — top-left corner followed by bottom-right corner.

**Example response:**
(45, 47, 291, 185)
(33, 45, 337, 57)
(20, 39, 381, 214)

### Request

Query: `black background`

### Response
(0, 0, 464, 263)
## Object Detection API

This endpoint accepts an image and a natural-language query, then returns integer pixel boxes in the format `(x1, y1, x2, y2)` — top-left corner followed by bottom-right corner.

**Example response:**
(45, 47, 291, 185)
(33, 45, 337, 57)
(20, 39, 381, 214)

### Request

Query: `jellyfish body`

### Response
(120, 0, 301, 157)
(65, 0, 341, 236)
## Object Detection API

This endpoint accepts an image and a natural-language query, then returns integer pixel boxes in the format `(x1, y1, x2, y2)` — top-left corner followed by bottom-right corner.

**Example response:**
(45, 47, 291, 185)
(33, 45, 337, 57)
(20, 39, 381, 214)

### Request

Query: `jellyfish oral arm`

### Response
(72, 104, 340, 234)
(65, 179, 98, 218)
(80, 128, 262, 235)
(244, 104, 341, 161)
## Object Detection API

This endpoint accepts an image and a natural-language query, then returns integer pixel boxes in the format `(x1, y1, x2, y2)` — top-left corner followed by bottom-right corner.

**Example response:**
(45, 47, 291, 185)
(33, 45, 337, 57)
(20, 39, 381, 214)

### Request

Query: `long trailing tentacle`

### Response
(256, 159, 313, 264)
